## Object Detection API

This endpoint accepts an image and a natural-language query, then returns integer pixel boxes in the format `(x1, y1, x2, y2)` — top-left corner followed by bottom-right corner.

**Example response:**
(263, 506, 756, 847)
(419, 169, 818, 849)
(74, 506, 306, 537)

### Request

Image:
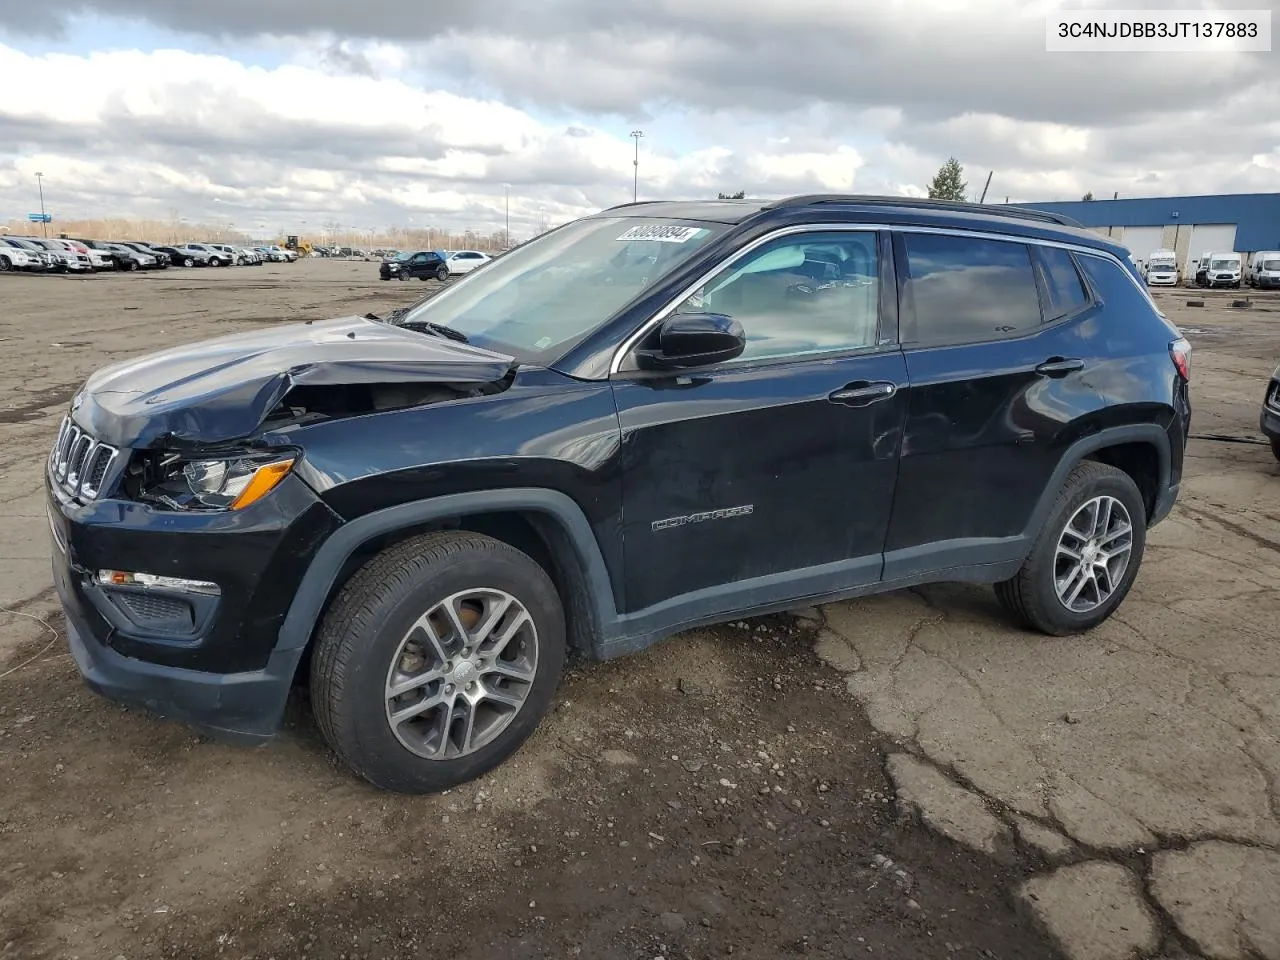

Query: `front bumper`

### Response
(57, 571, 303, 743)
(48, 470, 344, 741)
(1257, 276, 1280, 289)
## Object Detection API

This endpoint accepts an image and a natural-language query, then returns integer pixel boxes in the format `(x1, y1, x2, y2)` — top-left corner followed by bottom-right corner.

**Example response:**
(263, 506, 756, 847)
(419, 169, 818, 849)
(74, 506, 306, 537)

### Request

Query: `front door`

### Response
(610, 229, 908, 616)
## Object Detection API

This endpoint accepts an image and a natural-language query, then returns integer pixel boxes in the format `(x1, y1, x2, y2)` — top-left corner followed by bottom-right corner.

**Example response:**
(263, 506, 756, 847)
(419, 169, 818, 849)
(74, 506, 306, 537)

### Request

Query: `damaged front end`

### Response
(59, 315, 518, 511)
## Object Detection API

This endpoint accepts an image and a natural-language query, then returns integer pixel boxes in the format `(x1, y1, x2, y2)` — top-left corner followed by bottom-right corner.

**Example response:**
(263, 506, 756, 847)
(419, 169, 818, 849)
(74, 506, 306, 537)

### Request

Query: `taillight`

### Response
(1169, 337, 1191, 381)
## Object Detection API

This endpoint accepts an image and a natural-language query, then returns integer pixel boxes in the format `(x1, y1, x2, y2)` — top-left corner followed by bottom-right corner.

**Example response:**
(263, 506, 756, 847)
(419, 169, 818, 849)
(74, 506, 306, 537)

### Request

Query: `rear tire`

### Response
(183, 257, 195, 267)
(0, 256, 11, 272)
(310, 531, 566, 794)
(995, 461, 1147, 636)
(1271, 438, 1280, 463)
(436, 264, 449, 282)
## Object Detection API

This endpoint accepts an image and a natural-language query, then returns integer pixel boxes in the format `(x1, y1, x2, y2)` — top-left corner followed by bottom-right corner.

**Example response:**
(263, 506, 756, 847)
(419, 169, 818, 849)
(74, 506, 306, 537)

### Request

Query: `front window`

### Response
(1263, 260, 1280, 272)
(397, 216, 725, 361)
(1211, 259, 1238, 270)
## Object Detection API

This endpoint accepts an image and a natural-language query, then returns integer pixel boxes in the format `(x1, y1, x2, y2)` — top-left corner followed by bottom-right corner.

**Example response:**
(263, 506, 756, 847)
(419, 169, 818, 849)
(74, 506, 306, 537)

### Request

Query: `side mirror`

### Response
(636, 313, 746, 370)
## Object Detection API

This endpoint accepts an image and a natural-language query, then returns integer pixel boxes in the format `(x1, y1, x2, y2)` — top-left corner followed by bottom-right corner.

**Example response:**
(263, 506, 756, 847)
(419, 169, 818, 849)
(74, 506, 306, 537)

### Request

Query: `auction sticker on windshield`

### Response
(616, 225, 706, 243)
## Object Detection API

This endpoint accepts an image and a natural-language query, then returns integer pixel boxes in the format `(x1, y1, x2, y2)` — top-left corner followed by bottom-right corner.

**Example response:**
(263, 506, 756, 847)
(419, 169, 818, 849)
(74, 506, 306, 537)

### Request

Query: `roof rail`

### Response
(760, 194, 1083, 228)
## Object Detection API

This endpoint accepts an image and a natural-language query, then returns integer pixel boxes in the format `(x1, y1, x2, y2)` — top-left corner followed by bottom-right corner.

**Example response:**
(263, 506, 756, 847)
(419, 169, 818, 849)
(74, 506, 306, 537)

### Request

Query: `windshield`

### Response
(1211, 258, 1238, 270)
(1150, 263, 1175, 272)
(399, 216, 725, 360)
(395, 250, 419, 261)
(1263, 260, 1280, 272)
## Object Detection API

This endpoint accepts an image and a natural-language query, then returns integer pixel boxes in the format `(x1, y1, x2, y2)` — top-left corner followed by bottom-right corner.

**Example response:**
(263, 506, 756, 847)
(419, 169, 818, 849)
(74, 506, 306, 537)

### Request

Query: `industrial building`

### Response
(1028, 192, 1280, 276)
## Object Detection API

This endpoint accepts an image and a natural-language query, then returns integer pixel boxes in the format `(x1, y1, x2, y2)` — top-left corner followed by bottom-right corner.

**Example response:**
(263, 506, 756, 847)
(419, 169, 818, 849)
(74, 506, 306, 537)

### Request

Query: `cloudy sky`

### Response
(0, 0, 1276, 239)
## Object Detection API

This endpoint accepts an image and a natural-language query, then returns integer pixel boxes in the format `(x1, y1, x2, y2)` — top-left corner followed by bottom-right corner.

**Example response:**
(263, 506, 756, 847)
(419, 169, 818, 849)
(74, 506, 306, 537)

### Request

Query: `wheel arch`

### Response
(1028, 424, 1171, 539)
(276, 489, 618, 675)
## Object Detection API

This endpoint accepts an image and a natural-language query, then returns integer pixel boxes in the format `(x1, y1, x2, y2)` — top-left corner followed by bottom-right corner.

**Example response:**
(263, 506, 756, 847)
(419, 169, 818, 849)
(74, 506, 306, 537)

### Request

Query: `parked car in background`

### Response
(101, 242, 156, 271)
(148, 245, 207, 267)
(1200, 252, 1243, 288)
(50, 239, 99, 271)
(1248, 251, 1280, 289)
(1144, 251, 1179, 287)
(1261, 364, 1280, 462)
(442, 249, 492, 277)
(117, 242, 171, 268)
(380, 249, 448, 281)
(0, 236, 46, 272)
(182, 243, 230, 267)
(234, 246, 263, 266)
(4, 237, 58, 272)
(28, 238, 92, 272)
(71, 238, 125, 271)
(1191, 252, 1212, 287)
(203, 243, 244, 265)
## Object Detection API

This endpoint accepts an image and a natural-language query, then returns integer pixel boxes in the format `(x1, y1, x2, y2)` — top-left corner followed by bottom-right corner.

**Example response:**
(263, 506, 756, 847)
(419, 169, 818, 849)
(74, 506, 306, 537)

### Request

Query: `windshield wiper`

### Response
(401, 319, 469, 343)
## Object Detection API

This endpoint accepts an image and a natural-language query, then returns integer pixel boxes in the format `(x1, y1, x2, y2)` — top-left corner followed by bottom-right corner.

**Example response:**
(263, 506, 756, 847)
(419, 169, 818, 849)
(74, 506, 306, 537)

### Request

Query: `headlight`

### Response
(142, 452, 296, 510)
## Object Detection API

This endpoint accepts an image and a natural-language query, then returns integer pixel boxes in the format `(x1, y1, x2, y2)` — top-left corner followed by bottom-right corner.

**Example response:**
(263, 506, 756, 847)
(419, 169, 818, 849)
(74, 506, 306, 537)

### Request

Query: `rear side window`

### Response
(901, 233, 1043, 346)
(1037, 246, 1091, 321)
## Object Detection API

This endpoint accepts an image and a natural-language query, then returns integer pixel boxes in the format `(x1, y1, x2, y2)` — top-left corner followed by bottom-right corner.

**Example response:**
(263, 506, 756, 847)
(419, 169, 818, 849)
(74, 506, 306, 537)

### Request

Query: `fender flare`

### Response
(274, 488, 618, 654)
(1021, 423, 1171, 541)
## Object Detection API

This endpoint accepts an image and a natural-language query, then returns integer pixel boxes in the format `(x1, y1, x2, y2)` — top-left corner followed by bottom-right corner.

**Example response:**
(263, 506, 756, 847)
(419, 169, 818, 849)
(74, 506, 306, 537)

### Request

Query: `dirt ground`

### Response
(0, 260, 1276, 960)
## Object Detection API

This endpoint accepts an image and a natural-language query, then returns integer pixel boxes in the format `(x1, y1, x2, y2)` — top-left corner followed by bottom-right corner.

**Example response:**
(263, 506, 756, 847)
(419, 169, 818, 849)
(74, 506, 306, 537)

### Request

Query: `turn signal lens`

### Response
(229, 459, 295, 510)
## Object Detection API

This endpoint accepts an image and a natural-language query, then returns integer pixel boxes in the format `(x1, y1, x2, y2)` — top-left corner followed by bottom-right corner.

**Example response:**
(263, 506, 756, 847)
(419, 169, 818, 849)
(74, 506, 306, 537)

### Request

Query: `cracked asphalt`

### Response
(814, 289, 1280, 959)
(0, 264, 1276, 960)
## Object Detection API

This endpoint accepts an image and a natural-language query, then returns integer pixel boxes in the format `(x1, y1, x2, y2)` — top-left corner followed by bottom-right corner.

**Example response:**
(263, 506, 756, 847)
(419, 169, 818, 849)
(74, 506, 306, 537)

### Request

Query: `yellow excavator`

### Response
(281, 235, 314, 258)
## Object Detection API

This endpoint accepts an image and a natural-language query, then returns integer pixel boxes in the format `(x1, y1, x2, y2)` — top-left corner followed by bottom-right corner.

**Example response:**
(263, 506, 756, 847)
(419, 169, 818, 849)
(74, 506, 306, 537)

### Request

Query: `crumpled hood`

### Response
(73, 315, 515, 448)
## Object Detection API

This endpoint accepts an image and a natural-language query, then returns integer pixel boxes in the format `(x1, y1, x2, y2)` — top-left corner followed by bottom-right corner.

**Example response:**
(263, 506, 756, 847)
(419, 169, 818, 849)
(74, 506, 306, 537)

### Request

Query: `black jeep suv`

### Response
(47, 195, 1191, 793)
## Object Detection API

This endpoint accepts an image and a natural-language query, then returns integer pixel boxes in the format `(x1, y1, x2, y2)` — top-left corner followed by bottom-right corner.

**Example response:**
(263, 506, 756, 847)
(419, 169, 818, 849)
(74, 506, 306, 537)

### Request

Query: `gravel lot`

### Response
(1, 261, 1277, 960)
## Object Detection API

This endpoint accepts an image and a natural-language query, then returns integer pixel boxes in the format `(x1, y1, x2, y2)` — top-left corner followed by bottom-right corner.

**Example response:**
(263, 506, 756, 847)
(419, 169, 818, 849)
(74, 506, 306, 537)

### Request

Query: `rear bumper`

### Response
(56, 556, 301, 744)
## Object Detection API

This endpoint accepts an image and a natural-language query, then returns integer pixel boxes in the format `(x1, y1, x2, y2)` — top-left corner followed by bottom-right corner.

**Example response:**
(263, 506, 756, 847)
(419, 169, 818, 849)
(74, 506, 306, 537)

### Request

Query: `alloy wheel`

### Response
(1054, 495, 1133, 613)
(384, 588, 539, 760)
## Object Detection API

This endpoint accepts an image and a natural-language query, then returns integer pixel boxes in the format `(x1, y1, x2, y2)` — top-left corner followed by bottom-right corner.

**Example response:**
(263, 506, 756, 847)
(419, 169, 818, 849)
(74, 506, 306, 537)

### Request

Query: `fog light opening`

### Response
(97, 570, 221, 596)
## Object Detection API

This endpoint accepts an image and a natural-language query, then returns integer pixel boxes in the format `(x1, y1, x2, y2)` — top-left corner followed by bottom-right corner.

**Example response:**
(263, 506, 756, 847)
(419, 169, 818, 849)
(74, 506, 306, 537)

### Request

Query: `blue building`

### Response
(1027, 193, 1280, 275)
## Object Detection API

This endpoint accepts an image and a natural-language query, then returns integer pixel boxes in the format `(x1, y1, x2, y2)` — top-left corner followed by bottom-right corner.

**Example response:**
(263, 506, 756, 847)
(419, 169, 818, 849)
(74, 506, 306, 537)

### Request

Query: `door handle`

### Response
(828, 380, 897, 406)
(1035, 357, 1085, 377)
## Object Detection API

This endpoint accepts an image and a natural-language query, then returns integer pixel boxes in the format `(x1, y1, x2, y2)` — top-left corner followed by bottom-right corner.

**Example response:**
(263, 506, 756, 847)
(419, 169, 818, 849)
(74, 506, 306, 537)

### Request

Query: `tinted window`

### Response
(902, 234, 1042, 345)
(674, 231, 880, 362)
(1038, 246, 1090, 321)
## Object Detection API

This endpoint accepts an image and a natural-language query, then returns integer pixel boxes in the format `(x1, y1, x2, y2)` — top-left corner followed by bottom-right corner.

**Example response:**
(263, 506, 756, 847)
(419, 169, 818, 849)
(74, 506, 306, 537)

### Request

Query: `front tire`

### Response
(311, 531, 566, 794)
(209, 257, 224, 267)
(1271, 438, 1280, 463)
(0, 256, 11, 272)
(995, 462, 1147, 636)
(435, 264, 449, 282)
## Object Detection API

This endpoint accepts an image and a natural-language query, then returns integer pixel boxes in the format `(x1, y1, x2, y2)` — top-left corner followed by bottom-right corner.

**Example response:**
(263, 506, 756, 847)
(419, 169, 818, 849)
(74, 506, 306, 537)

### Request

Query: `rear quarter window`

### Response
(1036, 246, 1091, 321)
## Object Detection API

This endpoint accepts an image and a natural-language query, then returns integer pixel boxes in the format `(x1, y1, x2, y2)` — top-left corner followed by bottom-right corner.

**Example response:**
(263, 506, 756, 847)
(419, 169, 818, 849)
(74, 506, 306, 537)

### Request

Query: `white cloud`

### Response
(2, 0, 1278, 236)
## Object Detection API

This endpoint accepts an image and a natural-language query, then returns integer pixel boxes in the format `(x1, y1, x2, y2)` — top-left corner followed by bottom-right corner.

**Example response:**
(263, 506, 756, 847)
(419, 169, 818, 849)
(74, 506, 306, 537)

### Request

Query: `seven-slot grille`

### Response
(49, 416, 119, 500)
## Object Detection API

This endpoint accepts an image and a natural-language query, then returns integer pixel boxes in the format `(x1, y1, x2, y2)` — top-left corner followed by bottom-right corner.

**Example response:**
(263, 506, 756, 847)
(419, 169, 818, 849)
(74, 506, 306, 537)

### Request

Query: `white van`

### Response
(1202, 251, 1243, 289)
(1249, 251, 1280, 289)
(1144, 249, 1179, 286)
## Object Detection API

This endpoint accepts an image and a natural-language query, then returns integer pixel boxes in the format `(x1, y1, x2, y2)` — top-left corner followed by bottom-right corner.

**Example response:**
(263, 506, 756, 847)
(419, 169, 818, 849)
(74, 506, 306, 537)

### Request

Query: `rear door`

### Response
(883, 231, 1102, 578)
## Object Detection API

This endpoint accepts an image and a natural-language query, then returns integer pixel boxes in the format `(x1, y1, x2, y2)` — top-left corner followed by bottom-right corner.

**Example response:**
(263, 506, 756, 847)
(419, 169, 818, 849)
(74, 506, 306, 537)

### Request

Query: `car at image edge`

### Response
(45, 194, 1192, 795)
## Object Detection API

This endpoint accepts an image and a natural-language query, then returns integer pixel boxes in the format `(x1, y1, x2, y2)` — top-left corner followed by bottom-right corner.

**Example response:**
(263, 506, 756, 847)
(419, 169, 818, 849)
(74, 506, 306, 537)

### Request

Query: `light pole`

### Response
(629, 131, 644, 202)
(503, 183, 511, 249)
(35, 172, 47, 238)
